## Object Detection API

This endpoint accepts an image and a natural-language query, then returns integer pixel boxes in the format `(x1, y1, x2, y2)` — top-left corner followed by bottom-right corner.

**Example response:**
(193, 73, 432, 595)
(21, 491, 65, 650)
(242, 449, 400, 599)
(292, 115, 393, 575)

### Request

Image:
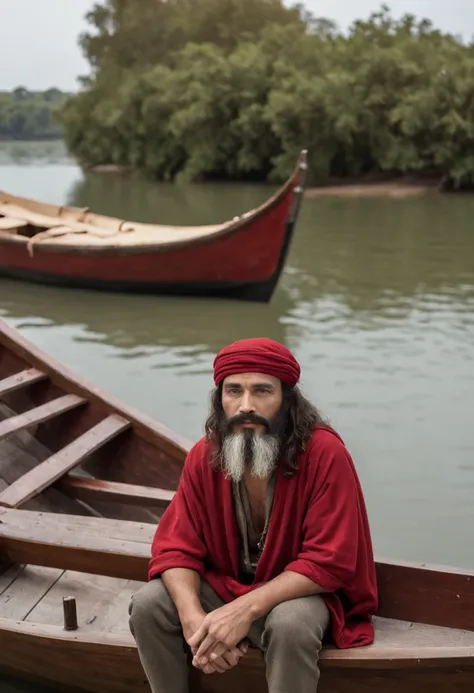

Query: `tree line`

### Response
(0, 88, 68, 140)
(57, 2, 474, 188)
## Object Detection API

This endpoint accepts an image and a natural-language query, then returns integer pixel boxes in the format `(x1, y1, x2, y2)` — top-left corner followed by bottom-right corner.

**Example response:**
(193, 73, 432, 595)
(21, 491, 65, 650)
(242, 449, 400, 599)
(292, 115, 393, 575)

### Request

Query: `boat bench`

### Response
(0, 506, 153, 582)
(1, 507, 474, 668)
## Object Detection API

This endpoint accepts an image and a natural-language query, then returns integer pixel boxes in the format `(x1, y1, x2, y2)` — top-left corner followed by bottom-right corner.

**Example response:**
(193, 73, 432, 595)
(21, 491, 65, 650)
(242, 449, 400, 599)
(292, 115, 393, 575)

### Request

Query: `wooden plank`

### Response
(0, 418, 97, 517)
(25, 569, 144, 634)
(0, 563, 25, 594)
(60, 476, 175, 509)
(0, 532, 150, 582)
(0, 368, 48, 397)
(0, 508, 152, 581)
(91, 580, 145, 634)
(0, 415, 131, 509)
(376, 560, 474, 632)
(0, 394, 86, 441)
(0, 508, 156, 544)
(325, 616, 474, 657)
(0, 565, 63, 620)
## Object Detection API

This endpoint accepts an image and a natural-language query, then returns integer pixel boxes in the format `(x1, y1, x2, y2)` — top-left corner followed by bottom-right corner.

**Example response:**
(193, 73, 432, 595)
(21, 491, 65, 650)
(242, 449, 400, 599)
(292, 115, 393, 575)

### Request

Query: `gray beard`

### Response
(221, 431, 280, 483)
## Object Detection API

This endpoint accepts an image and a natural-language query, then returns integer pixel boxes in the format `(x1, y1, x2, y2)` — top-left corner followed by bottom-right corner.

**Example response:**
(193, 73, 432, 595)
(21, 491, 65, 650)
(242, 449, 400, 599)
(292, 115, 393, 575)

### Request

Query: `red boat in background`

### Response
(0, 150, 308, 302)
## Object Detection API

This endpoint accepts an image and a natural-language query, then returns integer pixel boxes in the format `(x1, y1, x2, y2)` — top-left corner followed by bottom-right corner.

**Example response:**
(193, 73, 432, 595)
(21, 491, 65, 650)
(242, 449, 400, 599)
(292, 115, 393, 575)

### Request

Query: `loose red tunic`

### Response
(148, 426, 378, 649)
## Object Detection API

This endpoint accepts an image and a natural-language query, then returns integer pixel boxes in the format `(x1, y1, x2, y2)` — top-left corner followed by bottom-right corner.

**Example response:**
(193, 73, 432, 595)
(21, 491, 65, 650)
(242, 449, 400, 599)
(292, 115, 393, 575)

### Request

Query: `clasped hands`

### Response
(184, 599, 254, 675)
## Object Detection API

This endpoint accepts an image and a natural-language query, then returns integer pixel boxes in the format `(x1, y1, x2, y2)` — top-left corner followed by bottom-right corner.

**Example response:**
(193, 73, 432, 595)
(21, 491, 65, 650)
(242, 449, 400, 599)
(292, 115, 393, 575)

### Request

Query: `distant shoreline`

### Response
(87, 165, 446, 198)
(306, 179, 439, 199)
(0, 145, 455, 198)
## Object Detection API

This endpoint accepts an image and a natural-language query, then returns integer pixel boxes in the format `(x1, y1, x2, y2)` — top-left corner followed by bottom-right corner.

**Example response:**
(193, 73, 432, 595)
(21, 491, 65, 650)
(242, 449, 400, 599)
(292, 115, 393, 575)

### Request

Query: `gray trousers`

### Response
(128, 577, 330, 693)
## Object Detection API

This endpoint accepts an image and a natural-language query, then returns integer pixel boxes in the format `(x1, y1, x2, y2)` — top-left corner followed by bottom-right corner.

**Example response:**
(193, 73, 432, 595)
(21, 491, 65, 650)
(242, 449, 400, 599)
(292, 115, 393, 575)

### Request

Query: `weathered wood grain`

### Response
(0, 394, 86, 441)
(60, 476, 175, 509)
(0, 565, 63, 620)
(25, 569, 144, 634)
(0, 508, 153, 581)
(0, 414, 131, 508)
(0, 368, 48, 397)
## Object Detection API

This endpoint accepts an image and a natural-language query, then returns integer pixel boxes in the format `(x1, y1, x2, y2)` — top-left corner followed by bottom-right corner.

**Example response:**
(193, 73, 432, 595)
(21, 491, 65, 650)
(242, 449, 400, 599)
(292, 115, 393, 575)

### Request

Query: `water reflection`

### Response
(66, 171, 278, 226)
(0, 140, 70, 166)
(286, 195, 474, 315)
(0, 280, 291, 356)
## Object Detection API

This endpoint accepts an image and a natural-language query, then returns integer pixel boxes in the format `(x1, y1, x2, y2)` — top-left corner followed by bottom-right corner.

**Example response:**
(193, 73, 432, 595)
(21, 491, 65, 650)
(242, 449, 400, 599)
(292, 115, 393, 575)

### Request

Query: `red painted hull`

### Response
(0, 153, 308, 302)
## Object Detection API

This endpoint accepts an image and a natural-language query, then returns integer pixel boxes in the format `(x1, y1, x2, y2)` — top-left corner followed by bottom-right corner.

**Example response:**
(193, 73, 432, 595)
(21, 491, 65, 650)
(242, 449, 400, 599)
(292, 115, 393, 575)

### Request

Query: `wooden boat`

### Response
(0, 151, 307, 303)
(0, 318, 473, 693)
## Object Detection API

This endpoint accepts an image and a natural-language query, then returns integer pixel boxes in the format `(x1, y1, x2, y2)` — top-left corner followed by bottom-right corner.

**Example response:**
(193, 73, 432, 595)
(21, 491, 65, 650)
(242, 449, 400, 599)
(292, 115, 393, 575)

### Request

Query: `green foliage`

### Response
(78, 0, 304, 72)
(0, 88, 68, 140)
(60, 2, 474, 187)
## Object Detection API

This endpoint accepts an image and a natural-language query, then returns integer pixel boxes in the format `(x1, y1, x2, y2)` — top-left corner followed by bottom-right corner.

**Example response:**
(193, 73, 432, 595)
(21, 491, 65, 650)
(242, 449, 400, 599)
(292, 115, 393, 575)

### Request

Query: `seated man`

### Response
(129, 337, 378, 693)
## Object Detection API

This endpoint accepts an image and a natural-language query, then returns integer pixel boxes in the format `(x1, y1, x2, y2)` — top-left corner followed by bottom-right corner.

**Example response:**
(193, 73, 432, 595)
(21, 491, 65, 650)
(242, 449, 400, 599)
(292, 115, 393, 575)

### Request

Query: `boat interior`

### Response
(0, 193, 228, 247)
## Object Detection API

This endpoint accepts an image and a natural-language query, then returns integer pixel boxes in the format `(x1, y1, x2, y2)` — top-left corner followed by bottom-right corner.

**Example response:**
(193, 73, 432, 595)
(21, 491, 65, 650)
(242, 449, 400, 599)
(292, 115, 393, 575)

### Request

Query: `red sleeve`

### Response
(148, 444, 207, 580)
(284, 435, 369, 592)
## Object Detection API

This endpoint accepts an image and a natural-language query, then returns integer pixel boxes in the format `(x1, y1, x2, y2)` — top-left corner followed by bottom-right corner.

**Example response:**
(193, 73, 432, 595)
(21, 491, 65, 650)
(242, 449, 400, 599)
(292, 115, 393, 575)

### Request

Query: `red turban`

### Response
(213, 338, 300, 387)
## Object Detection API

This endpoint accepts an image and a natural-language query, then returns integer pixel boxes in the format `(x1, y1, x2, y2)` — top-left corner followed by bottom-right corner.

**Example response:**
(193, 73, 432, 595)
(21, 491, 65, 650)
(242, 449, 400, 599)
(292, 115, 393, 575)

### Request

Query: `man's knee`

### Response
(263, 595, 330, 648)
(129, 578, 177, 633)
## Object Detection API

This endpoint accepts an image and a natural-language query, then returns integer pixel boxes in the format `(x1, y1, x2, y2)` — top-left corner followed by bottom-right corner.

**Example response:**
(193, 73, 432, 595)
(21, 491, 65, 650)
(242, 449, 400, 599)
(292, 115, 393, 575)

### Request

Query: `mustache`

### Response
(225, 412, 270, 431)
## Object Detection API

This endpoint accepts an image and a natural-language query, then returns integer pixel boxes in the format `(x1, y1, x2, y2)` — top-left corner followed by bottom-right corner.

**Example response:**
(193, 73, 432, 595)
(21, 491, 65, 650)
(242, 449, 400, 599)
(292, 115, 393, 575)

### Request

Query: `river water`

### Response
(1, 141, 474, 689)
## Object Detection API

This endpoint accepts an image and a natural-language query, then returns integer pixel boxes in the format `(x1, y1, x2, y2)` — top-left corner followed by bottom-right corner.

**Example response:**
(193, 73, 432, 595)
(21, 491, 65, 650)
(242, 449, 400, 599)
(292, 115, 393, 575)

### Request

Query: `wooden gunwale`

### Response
(0, 616, 473, 669)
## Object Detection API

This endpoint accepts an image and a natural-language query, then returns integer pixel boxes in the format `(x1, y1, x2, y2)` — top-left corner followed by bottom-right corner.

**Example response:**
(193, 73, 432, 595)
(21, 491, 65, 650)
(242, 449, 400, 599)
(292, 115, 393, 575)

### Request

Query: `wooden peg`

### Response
(63, 596, 78, 631)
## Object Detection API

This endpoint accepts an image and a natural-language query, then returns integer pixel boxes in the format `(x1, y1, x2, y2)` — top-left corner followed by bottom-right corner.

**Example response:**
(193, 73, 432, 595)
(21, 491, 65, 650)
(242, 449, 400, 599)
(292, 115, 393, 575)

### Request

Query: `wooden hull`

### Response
(1, 618, 474, 693)
(0, 153, 307, 303)
(1, 320, 474, 693)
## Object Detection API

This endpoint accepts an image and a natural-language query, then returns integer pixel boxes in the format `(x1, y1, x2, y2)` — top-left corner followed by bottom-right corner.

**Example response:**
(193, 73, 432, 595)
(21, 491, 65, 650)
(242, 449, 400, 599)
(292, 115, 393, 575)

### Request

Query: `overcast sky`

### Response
(1, 0, 473, 91)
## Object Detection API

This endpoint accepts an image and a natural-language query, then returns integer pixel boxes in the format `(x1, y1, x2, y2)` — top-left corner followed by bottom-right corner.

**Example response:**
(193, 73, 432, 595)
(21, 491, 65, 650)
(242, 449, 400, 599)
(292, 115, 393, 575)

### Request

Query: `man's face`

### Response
(221, 372, 283, 434)
(218, 373, 284, 482)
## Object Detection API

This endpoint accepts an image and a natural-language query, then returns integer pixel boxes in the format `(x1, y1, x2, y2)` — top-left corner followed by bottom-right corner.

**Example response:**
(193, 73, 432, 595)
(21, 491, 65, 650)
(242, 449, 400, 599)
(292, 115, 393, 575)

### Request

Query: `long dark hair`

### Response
(204, 382, 330, 477)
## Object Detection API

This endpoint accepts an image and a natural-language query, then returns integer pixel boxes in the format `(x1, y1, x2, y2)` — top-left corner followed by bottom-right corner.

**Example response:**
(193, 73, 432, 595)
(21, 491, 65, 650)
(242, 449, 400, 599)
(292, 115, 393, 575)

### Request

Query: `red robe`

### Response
(148, 426, 378, 649)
